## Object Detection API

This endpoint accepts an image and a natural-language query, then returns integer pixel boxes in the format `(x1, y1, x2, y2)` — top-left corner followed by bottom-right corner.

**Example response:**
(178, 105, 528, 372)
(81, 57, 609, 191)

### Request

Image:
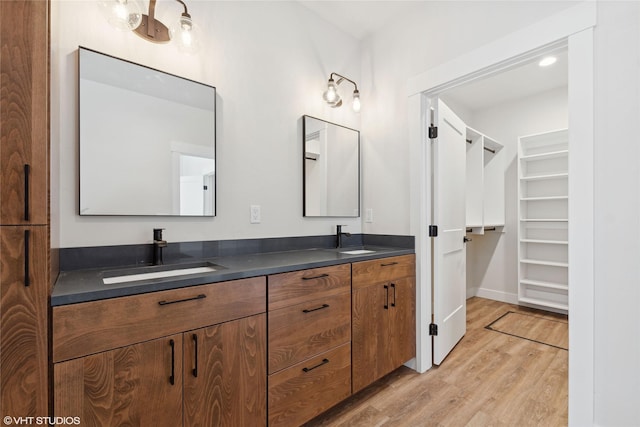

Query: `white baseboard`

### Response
(474, 288, 518, 304)
(466, 287, 477, 299)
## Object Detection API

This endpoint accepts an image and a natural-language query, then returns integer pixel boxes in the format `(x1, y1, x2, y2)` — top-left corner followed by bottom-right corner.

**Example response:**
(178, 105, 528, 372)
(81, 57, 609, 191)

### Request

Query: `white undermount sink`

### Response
(103, 262, 218, 285)
(339, 249, 376, 255)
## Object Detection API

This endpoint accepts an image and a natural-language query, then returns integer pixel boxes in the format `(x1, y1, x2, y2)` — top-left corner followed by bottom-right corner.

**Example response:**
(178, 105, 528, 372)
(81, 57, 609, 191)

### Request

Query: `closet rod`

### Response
(466, 138, 496, 154)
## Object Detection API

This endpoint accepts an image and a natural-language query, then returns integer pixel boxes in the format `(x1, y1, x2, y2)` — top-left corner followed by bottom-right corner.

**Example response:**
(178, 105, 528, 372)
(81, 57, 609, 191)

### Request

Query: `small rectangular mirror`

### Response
(78, 47, 216, 216)
(303, 115, 360, 217)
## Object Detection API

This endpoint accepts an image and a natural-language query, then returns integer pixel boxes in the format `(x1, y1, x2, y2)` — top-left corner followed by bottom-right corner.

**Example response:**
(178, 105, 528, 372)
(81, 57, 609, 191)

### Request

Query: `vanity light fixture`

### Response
(99, 0, 199, 52)
(323, 73, 361, 113)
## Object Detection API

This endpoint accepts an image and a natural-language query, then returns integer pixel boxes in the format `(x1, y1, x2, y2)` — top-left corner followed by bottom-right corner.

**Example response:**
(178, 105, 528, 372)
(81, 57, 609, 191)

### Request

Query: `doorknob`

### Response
(463, 236, 472, 243)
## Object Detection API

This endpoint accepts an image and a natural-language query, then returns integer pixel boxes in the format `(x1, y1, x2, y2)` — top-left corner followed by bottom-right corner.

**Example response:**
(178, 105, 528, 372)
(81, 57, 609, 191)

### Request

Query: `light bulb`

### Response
(352, 90, 361, 113)
(98, 0, 142, 31)
(323, 79, 338, 104)
(170, 14, 200, 54)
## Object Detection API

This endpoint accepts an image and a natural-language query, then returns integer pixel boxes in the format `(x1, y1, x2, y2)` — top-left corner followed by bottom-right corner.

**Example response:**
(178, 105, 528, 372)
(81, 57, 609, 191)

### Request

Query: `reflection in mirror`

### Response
(303, 115, 360, 217)
(78, 47, 216, 216)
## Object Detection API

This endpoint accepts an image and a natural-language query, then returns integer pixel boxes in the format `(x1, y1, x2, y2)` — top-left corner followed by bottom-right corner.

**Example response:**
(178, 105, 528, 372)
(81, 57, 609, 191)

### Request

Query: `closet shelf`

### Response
(520, 239, 568, 245)
(520, 150, 568, 161)
(518, 297, 568, 311)
(519, 172, 568, 181)
(520, 259, 568, 268)
(520, 279, 568, 291)
(520, 196, 568, 201)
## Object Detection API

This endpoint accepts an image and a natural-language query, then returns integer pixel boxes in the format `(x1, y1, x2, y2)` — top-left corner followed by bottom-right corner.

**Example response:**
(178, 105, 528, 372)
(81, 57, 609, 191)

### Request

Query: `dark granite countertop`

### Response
(51, 245, 414, 306)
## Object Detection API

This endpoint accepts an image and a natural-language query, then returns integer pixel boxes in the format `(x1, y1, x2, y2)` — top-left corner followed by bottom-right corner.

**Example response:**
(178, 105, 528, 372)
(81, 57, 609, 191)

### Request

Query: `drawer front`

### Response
(268, 343, 351, 427)
(268, 292, 350, 374)
(53, 277, 266, 362)
(352, 254, 415, 289)
(268, 264, 350, 311)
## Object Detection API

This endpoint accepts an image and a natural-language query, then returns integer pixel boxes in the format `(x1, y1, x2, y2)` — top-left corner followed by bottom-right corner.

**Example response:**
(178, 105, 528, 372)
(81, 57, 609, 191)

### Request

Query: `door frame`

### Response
(407, 3, 595, 425)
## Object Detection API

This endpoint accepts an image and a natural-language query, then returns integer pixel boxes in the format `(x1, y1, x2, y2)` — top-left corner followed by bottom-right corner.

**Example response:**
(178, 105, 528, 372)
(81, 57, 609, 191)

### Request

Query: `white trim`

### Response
(407, 3, 595, 425)
(474, 288, 518, 305)
(567, 28, 595, 427)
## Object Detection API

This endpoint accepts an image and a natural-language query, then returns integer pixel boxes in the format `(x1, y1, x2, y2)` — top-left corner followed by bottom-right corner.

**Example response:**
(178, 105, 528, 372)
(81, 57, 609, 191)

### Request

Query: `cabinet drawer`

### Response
(53, 277, 266, 362)
(268, 264, 350, 310)
(352, 254, 415, 289)
(268, 292, 350, 374)
(268, 343, 351, 427)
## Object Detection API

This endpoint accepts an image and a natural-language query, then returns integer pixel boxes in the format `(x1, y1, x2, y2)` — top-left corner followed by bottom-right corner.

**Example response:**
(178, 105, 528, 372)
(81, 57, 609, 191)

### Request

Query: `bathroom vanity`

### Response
(51, 248, 415, 426)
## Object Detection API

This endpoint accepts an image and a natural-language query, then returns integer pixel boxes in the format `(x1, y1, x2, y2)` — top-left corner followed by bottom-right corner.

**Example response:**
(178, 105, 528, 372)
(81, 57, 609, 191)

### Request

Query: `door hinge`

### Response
(429, 225, 438, 237)
(429, 323, 438, 336)
(428, 125, 438, 139)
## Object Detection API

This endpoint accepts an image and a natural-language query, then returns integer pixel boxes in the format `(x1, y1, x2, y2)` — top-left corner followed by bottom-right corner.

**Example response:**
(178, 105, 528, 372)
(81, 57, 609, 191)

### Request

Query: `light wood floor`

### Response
(305, 297, 568, 427)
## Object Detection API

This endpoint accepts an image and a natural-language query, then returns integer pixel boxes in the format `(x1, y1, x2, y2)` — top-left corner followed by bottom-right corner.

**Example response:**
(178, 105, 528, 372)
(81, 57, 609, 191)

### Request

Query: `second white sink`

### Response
(339, 249, 376, 255)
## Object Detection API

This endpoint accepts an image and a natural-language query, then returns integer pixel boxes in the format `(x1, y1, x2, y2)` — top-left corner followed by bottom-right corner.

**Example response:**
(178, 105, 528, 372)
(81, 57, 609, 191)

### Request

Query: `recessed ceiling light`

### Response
(539, 56, 557, 67)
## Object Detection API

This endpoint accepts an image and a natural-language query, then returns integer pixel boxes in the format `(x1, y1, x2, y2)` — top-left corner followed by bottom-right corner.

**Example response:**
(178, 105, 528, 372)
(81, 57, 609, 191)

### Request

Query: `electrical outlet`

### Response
(365, 208, 374, 223)
(250, 205, 261, 224)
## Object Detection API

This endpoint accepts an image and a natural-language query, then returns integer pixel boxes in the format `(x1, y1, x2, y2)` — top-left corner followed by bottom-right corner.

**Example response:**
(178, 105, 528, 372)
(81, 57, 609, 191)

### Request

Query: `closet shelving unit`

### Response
(517, 129, 569, 312)
(466, 127, 505, 235)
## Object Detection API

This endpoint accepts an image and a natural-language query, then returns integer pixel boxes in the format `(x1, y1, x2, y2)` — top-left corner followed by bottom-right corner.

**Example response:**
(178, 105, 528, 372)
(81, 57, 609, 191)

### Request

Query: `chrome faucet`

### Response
(153, 228, 167, 265)
(336, 225, 351, 248)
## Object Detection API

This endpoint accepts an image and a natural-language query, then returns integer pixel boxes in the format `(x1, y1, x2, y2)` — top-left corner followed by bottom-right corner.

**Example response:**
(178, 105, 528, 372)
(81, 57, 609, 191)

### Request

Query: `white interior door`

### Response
(432, 98, 467, 365)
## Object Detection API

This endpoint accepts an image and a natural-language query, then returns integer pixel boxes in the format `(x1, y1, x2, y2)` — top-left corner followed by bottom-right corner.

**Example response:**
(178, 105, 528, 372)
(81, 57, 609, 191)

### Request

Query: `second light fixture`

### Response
(323, 73, 360, 113)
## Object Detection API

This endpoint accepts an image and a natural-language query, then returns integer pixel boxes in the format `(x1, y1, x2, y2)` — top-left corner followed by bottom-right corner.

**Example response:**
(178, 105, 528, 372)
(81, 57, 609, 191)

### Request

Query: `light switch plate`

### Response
(365, 208, 373, 223)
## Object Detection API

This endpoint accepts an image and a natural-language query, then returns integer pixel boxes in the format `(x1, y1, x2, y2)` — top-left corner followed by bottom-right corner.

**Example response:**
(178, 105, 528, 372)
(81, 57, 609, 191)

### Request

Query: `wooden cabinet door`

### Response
(0, 0, 49, 225)
(0, 226, 48, 417)
(184, 314, 266, 426)
(54, 334, 183, 426)
(388, 277, 416, 369)
(352, 283, 390, 393)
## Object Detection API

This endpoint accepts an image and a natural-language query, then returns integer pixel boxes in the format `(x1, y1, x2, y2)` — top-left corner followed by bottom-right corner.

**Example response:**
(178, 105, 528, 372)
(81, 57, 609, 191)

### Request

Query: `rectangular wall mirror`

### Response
(78, 47, 216, 216)
(303, 115, 360, 217)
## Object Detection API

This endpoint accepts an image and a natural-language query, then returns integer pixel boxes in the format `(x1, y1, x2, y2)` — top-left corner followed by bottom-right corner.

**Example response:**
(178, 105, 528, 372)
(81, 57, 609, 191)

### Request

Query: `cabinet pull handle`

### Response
(384, 285, 389, 309)
(24, 230, 31, 287)
(192, 334, 198, 378)
(169, 339, 175, 385)
(24, 164, 30, 221)
(381, 261, 398, 267)
(302, 358, 329, 373)
(391, 283, 396, 307)
(158, 294, 206, 306)
(302, 303, 329, 313)
(302, 273, 329, 281)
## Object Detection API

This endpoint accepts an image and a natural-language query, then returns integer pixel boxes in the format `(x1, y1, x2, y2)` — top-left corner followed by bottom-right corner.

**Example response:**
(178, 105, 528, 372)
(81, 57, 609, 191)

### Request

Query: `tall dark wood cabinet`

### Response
(0, 0, 50, 418)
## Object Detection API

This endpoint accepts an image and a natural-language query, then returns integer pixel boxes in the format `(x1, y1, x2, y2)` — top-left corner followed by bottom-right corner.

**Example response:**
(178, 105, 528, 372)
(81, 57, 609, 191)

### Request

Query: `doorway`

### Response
(407, 3, 595, 424)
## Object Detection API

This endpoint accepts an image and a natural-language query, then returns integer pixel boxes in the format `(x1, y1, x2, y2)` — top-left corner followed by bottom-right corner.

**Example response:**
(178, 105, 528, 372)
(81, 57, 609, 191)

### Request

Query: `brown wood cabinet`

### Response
(352, 255, 416, 393)
(53, 278, 267, 426)
(54, 334, 184, 426)
(267, 265, 351, 426)
(0, 0, 50, 418)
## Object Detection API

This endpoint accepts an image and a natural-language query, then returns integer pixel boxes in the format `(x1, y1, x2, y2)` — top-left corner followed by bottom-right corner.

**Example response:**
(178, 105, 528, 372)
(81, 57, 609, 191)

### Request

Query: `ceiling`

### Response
(442, 48, 568, 111)
(297, 1, 421, 40)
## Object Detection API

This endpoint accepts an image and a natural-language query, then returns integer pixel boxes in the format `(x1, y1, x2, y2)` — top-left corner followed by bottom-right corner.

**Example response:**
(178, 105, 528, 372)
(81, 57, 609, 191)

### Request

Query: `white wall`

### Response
(51, 0, 363, 247)
(465, 86, 568, 303)
(593, 2, 640, 425)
